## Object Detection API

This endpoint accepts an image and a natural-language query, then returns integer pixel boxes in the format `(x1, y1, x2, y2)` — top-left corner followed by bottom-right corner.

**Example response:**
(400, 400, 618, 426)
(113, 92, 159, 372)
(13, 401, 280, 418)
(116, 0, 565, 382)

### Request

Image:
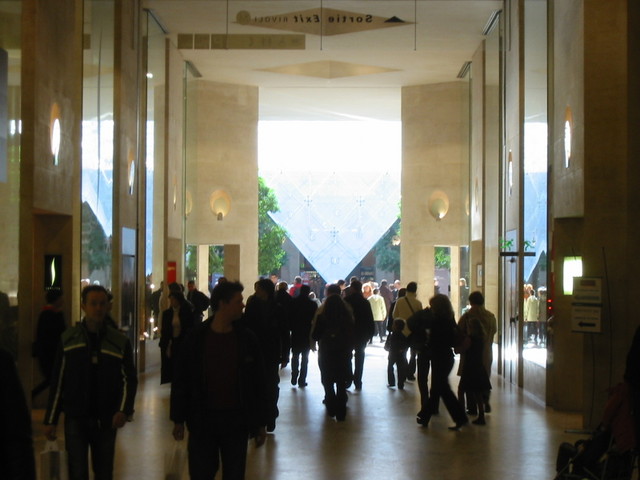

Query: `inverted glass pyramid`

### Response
(262, 169, 400, 283)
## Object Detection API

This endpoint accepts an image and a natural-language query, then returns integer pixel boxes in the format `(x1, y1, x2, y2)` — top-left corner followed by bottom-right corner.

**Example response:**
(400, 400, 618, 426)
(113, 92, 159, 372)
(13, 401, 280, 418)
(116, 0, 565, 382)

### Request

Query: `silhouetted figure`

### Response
(32, 290, 66, 399)
(1, 348, 36, 479)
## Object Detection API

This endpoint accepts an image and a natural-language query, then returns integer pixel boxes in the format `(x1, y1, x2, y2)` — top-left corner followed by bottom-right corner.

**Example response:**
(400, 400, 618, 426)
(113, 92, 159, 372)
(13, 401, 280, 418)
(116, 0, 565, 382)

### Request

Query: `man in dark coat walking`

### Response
(343, 279, 375, 390)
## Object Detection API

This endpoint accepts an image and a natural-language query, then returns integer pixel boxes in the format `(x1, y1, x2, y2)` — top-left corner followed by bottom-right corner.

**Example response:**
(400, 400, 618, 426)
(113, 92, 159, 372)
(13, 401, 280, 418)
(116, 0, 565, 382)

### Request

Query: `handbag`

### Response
(40, 440, 68, 480)
(164, 440, 188, 480)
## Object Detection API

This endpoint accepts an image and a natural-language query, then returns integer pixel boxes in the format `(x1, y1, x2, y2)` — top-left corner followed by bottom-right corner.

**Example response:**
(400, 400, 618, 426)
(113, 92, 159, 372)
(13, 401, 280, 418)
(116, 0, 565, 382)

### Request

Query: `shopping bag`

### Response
(164, 440, 188, 480)
(39, 440, 68, 480)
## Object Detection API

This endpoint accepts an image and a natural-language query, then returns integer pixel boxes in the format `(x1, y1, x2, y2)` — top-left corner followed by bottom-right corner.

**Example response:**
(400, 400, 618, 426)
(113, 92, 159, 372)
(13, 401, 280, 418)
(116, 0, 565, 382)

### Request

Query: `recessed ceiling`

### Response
(143, 0, 502, 120)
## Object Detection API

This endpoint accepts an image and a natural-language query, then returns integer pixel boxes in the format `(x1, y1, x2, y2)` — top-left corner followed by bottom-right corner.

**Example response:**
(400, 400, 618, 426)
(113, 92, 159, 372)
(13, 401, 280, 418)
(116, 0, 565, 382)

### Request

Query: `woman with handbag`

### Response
(416, 295, 469, 430)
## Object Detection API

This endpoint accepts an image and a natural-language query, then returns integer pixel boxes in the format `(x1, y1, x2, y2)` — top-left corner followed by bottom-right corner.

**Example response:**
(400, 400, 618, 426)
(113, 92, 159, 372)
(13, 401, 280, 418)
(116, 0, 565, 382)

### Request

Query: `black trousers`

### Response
(387, 350, 408, 386)
(416, 351, 432, 415)
(65, 416, 117, 480)
(427, 355, 467, 425)
(187, 411, 249, 480)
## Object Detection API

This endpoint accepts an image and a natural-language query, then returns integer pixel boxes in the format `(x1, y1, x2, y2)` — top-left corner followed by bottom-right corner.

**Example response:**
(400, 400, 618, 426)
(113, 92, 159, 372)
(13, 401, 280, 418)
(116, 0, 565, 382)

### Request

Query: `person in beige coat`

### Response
(368, 288, 388, 342)
(457, 291, 497, 415)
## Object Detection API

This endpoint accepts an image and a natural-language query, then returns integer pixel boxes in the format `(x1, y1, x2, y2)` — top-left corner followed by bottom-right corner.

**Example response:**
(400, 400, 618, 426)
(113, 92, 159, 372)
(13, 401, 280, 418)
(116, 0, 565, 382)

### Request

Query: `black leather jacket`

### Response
(45, 321, 137, 425)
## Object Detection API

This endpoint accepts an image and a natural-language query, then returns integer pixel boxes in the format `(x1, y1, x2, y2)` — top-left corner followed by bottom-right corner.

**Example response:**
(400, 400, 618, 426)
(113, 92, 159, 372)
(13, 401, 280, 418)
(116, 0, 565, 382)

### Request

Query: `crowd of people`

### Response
(22, 275, 498, 480)
(3, 272, 637, 480)
(156, 275, 500, 478)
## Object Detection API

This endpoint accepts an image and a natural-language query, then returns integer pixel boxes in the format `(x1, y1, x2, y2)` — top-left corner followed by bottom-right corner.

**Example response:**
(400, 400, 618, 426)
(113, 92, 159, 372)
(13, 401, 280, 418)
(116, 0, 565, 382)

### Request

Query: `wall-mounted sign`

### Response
(571, 277, 602, 333)
(44, 255, 62, 291)
(235, 8, 412, 36)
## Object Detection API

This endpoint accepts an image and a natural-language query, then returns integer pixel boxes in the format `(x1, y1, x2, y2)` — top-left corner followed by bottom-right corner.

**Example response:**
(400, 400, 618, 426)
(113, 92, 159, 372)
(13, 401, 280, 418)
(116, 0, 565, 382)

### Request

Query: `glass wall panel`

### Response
(523, 0, 548, 358)
(183, 60, 199, 283)
(82, 0, 115, 290)
(0, 0, 21, 357)
(144, 12, 166, 334)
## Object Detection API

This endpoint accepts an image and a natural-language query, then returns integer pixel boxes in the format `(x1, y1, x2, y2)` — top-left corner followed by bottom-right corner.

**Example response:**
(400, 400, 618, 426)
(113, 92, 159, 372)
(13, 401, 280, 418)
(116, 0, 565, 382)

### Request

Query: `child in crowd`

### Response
(385, 319, 410, 389)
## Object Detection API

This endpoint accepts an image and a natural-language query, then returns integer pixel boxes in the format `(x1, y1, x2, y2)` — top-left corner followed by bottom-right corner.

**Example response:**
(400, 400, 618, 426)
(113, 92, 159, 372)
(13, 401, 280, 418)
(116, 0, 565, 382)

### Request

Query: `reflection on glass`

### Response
(0, 3, 21, 357)
(81, 0, 115, 289)
(523, 0, 548, 360)
(145, 11, 167, 333)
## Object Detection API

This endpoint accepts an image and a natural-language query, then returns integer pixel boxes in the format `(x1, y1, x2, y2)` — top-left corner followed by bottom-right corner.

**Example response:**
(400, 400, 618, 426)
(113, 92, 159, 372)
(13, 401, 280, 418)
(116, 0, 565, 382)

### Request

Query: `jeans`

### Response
(291, 347, 310, 384)
(187, 411, 249, 480)
(352, 340, 368, 388)
(64, 417, 117, 480)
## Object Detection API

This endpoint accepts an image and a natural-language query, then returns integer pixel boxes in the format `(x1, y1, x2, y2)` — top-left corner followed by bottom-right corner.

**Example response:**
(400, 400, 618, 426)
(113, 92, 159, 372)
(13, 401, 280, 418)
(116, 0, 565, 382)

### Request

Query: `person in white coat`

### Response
(368, 288, 388, 342)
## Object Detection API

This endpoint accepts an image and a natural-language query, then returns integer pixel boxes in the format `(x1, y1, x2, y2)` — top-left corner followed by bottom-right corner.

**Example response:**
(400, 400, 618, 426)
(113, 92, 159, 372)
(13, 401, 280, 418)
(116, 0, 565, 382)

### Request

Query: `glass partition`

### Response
(144, 11, 167, 336)
(82, 0, 115, 290)
(0, 0, 21, 357)
(523, 0, 548, 361)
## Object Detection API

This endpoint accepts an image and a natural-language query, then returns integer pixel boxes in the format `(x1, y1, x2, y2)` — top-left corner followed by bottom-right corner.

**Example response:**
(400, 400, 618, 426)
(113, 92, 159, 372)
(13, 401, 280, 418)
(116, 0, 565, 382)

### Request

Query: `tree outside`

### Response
(258, 177, 287, 276)
(375, 217, 401, 280)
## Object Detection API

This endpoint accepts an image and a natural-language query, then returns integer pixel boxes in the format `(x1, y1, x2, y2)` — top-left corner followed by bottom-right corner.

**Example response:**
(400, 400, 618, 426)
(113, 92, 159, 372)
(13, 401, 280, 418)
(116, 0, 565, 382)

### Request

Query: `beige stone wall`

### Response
(547, 0, 585, 413)
(401, 82, 469, 306)
(548, 0, 640, 423)
(165, 40, 186, 281)
(19, 0, 83, 393)
(184, 80, 259, 288)
(112, 0, 141, 322)
(552, 0, 584, 218)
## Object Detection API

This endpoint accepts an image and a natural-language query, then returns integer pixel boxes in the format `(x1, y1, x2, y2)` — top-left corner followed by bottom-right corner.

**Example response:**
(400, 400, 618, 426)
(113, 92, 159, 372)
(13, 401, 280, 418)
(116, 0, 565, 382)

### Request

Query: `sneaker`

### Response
(472, 417, 486, 425)
(398, 384, 405, 390)
(298, 381, 308, 388)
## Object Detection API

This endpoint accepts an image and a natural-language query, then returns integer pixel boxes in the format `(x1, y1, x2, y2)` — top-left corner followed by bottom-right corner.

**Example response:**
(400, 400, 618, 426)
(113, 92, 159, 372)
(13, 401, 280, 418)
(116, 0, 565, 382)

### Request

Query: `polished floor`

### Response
(33, 340, 590, 479)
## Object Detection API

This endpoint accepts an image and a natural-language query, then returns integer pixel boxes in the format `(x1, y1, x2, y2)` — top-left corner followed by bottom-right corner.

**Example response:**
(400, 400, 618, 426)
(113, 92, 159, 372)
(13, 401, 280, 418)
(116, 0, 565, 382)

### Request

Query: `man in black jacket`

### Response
(343, 279, 375, 390)
(44, 285, 138, 480)
(171, 281, 267, 480)
(187, 280, 210, 321)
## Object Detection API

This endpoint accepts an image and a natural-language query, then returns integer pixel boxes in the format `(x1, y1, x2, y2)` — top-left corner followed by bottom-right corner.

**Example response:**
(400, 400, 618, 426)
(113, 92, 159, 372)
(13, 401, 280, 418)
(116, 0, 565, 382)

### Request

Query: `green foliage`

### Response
(375, 218, 401, 277)
(435, 246, 451, 269)
(258, 177, 287, 276)
(82, 202, 111, 273)
(185, 245, 224, 280)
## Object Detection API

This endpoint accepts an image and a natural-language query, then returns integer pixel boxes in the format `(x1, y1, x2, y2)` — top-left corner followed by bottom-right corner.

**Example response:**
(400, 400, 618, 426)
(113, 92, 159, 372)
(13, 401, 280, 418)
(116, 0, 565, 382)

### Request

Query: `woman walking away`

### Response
(311, 284, 354, 421)
(420, 294, 469, 430)
(160, 290, 196, 384)
(458, 293, 493, 426)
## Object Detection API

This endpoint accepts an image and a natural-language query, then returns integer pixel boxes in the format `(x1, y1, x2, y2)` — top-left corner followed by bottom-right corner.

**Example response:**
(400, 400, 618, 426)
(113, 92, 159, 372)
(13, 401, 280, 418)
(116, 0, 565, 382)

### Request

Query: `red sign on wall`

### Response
(167, 261, 177, 284)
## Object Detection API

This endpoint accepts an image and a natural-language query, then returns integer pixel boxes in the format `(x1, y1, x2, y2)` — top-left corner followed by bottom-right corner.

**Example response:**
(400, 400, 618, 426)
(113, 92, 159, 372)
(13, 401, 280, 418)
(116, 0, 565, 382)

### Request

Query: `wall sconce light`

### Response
(185, 190, 193, 216)
(210, 190, 232, 221)
(391, 235, 401, 246)
(564, 106, 573, 168)
(127, 149, 135, 195)
(173, 177, 178, 211)
(563, 256, 582, 295)
(50, 103, 61, 166)
(507, 150, 513, 197)
(428, 190, 449, 221)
